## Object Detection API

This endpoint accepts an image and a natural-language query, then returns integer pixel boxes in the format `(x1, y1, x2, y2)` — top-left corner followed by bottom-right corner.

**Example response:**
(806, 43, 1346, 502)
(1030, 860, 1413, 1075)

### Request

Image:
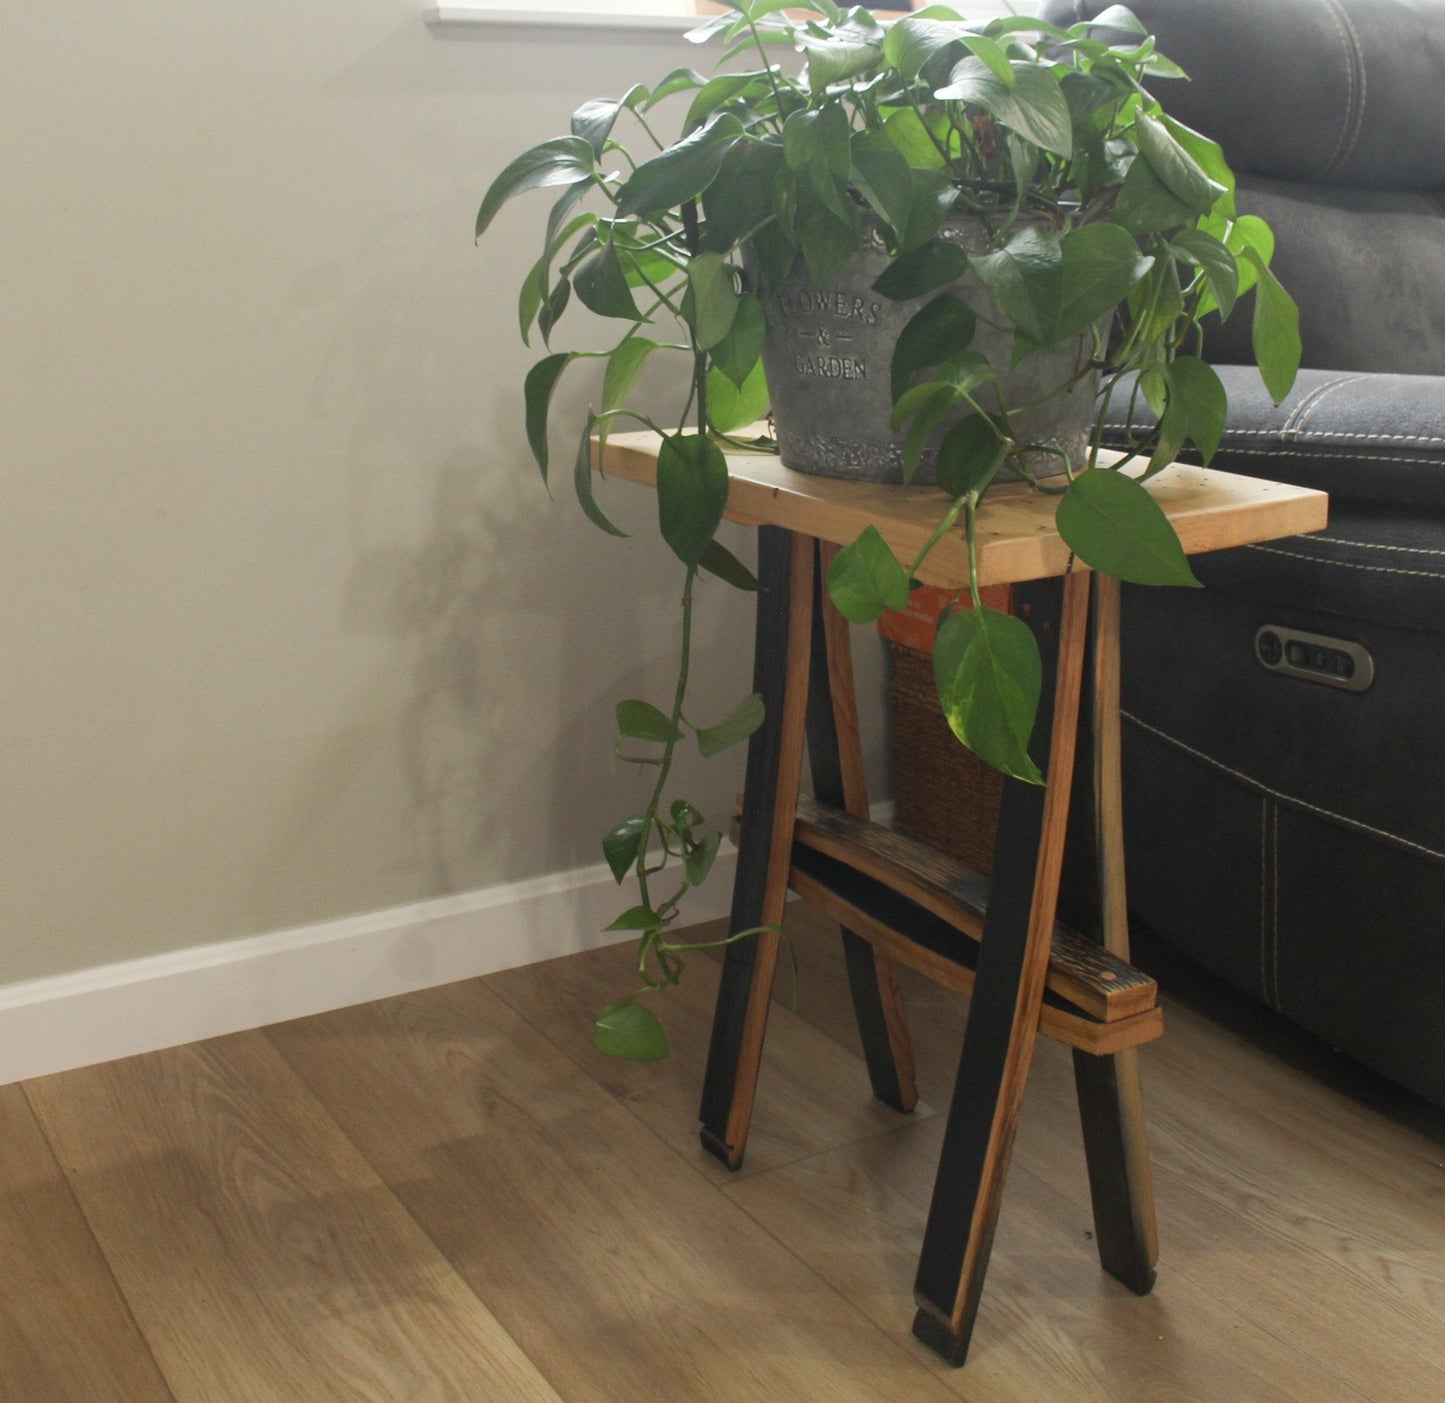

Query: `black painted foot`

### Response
(1073, 1048, 1158, 1295)
(911, 1307, 972, 1368)
(698, 1126, 743, 1171)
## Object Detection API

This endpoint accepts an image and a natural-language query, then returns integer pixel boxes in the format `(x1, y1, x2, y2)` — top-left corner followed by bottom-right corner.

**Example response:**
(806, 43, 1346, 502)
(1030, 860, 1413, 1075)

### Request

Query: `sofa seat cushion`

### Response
(1107, 367, 1445, 511)
(1118, 577, 1445, 877)
(1192, 502, 1445, 633)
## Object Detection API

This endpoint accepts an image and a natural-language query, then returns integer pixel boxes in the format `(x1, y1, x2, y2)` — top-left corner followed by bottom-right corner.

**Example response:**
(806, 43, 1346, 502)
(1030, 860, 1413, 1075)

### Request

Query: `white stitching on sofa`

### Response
(1272, 801, 1282, 1007)
(1284, 374, 1366, 435)
(1241, 542, 1445, 578)
(1215, 429, 1445, 445)
(1223, 448, 1445, 467)
(1259, 795, 1269, 998)
(1102, 424, 1445, 455)
(1123, 710, 1445, 862)
(1314, 537, 1445, 557)
(1321, 0, 1366, 177)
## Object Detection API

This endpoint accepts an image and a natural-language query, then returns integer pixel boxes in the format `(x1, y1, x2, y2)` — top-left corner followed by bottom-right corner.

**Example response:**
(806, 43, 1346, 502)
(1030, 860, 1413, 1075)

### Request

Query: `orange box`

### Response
(875, 583, 1012, 655)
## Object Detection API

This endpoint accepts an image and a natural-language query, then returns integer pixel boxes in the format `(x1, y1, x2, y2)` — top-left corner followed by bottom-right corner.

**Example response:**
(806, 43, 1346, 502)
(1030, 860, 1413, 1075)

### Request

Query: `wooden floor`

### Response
(4, 904, 1443, 1403)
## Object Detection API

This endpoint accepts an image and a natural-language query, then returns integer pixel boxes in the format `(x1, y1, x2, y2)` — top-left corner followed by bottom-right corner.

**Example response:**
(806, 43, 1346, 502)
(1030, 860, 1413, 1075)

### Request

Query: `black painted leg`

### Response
(1072, 1049, 1158, 1294)
(805, 542, 918, 1114)
(698, 527, 813, 1171)
(1063, 574, 1159, 1292)
(911, 572, 1089, 1366)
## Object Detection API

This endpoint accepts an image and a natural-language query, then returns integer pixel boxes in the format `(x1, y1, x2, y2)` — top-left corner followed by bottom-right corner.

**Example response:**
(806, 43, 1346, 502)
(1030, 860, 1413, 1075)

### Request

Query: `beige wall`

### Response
(0, 3, 887, 987)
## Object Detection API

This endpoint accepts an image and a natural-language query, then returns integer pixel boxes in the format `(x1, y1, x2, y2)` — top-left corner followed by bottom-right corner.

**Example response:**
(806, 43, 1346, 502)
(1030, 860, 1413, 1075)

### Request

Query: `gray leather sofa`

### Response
(1038, 0, 1445, 1109)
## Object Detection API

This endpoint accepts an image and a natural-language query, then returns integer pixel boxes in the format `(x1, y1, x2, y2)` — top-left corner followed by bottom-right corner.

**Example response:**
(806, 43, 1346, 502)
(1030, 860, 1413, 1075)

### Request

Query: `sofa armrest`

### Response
(1103, 366, 1445, 513)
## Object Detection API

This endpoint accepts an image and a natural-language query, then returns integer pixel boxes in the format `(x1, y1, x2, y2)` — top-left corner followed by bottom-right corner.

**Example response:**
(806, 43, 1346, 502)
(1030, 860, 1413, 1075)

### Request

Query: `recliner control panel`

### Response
(1255, 625, 1375, 692)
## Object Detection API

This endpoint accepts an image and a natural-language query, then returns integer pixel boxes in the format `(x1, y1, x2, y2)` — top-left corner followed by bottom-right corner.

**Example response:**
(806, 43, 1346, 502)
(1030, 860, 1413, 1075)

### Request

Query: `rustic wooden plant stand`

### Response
(596, 433, 1327, 1366)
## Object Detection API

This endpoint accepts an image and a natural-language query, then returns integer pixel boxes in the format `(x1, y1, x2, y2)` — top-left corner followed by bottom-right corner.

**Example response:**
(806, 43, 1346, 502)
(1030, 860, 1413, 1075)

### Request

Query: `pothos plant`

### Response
(475, 1, 1300, 1059)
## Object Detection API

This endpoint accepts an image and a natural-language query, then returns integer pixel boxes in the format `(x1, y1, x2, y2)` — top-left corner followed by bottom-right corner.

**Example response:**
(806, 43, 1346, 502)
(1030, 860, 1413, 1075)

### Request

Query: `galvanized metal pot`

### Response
(756, 215, 1099, 485)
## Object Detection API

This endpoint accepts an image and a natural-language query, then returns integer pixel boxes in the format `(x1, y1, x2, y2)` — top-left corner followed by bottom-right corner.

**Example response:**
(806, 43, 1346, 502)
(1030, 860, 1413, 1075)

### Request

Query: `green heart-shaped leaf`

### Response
(935, 414, 1007, 499)
(523, 352, 575, 482)
(694, 693, 765, 758)
(1155, 355, 1228, 470)
(688, 252, 739, 351)
(476, 136, 596, 239)
(891, 295, 977, 400)
(697, 538, 759, 592)
(933, 606, 1044, 785)
(616, 699, 681, 744)
(935, 59, 1073, 160)
(615, 112, 744, 218)
(602, 337, 662, 416)
(574, 415, 627, 538)
(1170, 228, 1239, 320)
(574, 239, 644, 321)
(1057, 470, 1201, 587)
(1056, 223, 1154, 341)
(873, 239, 970, 302)
(707, 359, 770, 434)
(850, 129, 917, 244)
(571, 94, 637, 157)
(682, 830, 722, 888)
(593, 999, 670, 1060)
(1241, 248, 1301, 404)
(657, 432, 730, 568)
(701, 139, 785, 252)
(1133, 111, 1226, 213)
(883, 16, 967, 82)
(971, 225, 1063, 346)
(603, 906, 665, 934)
(783, 104, 853, 222)
(710, 294, 765, 388)
(1112, 153, 1198, 235)
(602, 815, 649, 884)
(826, 525, 909, 624)
(797, 201, 862, 287)
(798, 30, 884, 93)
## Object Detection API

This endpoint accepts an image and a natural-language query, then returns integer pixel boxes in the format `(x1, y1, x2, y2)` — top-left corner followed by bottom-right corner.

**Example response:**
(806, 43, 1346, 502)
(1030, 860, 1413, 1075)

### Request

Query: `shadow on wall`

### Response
(305, 16, 764, 903)
(344, 448, 515, 894)
(317, 209, 688, 899)
(303, 192, 599, 899)
(342, 439, 705, 902)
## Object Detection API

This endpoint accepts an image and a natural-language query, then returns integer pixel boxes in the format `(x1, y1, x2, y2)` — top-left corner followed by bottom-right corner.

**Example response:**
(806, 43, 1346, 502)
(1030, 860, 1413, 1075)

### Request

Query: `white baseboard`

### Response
(0, 799, 893, 1087)
(0, 849, 739, 1087)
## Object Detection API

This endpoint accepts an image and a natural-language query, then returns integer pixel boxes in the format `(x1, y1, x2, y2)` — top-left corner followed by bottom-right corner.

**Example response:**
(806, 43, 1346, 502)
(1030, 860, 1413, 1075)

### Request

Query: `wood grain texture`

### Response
(914, 568, 1093, 1353)
(785, 858, 1163, 1056)
(809, 538, 919, 1114)
(1074, 572, 1159, 1279)
(595, 433, 1329, 589)
(485, 938, 933, 1186)
(698, 528, 815, 1167)
(7, 897, 1441, 1400)
(1089, 573, 1130, 961)
(0, 1083, 176, 1403)
(23, 1034, 564, 1403)
(266, 979, 963, 1403)
(816, 540, 871, 817)
(723, 1118, 1379, 1403)
(736, 904, 1445, 1402)
(787, 797, 1157, 1022)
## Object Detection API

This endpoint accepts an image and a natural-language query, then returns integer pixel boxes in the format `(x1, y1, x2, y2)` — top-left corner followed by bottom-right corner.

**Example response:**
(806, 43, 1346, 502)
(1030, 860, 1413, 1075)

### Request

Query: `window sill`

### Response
(425, 5, 708, 32)
(424, 4, 1030, 34)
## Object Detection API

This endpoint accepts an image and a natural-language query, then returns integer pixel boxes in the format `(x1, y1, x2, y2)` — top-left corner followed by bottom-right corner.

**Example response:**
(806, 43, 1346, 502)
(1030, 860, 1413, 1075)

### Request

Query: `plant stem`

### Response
(965, 496, 984, 611)
(632, 565, 698, 915)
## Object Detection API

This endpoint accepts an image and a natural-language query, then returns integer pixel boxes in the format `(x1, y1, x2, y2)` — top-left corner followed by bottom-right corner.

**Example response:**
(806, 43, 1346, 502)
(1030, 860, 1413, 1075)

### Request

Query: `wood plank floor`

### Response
(4, 901, 1443, 1402)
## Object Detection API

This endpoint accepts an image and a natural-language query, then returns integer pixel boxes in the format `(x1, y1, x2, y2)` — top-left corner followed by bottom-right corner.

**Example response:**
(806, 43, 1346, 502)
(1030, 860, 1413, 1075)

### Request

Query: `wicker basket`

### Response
(888, 639, 1005, 878)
